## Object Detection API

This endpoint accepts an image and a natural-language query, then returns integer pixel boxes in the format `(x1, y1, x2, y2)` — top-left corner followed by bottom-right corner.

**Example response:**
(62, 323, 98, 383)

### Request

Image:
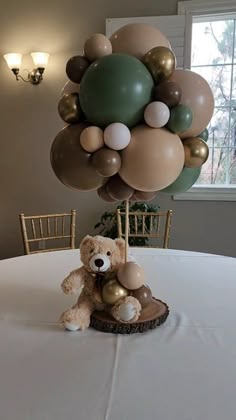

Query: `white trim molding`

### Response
(178, 0, 236, 68)
(178, 1, 236, 16)
(173, 186, 236, 201)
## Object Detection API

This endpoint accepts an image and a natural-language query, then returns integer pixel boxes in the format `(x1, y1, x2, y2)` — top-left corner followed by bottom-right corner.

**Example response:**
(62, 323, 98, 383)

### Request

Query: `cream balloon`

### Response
(84, 33, 112, 62)
(80, 126, 104, 153)
(104, 123, 131, 150)
(170, 69, 214, 139)
(117, 262, 145, 290)
(110, 23, 170, 60)
(144, 101, 170, 128)
(119, 125, 185, 191)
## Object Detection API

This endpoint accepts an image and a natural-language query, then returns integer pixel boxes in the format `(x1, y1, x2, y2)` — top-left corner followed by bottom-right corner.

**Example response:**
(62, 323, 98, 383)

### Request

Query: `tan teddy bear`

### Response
(60, 235, 142, 331)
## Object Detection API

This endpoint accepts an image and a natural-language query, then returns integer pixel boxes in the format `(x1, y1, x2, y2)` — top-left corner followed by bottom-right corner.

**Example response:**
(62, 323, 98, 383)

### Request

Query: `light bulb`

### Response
(4, 53, 22, 69)
(31, 52, 49, 68)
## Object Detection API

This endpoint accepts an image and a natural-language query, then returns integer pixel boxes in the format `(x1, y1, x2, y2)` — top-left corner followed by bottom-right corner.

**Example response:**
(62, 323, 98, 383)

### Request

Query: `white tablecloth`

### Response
(0, 248, 236, 420)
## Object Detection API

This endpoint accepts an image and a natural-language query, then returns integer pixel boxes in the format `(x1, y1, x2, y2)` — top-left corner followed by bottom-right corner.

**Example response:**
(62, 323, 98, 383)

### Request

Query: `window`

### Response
(192, 16, 236, 186)
(177, 0, 236, 200)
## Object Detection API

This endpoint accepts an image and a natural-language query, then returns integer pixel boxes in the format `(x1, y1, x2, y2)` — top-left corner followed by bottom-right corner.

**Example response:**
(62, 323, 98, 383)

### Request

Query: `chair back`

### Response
(116, 209, 172, 248)
(19, 210, 76, 255)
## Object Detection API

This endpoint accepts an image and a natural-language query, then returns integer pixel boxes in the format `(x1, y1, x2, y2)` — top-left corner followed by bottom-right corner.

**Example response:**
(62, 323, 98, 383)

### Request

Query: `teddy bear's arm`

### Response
(61, 266, 87, 295)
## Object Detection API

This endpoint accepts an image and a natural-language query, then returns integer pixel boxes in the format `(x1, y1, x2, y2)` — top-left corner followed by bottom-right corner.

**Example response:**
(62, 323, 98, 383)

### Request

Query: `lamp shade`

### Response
(31, 52, 49, 68)
(4, 53, 22, 69)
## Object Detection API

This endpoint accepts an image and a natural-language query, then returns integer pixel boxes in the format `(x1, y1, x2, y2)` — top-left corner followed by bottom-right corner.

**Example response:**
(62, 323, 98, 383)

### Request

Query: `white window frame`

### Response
(176, 0, 236, 201)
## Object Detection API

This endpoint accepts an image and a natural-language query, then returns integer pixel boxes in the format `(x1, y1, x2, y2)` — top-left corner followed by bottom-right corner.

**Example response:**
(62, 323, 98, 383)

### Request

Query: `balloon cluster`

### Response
(51, 23, 214, 200)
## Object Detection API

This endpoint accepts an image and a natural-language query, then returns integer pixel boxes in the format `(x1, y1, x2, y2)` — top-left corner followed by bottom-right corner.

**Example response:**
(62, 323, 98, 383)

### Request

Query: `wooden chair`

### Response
(19, 210, 76, 255)
(116, 209, 173, 248)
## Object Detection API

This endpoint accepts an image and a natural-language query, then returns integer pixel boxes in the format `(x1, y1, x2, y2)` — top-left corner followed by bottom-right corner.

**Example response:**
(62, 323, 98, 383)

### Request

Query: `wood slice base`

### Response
(90, 298, 169, 334)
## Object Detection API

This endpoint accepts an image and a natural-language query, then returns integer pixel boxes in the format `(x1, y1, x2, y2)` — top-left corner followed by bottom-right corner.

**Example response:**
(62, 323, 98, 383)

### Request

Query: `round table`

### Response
(0, 248, 236, 420)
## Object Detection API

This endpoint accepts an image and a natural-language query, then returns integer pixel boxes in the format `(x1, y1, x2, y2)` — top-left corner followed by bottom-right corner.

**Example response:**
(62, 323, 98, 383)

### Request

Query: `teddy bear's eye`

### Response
(90, 249, 94, 254)
(107, 251, 111, 256)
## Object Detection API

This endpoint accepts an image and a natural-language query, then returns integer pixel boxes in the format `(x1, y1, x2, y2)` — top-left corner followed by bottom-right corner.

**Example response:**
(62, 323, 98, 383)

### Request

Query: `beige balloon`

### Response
(117, 262, 145, 290)
(170, 69, 214, 139)
(119, 125, 185, 191)
(110, 23, 170, 60)
(80, 126, 104, 153)
(84, 33, 112, 62)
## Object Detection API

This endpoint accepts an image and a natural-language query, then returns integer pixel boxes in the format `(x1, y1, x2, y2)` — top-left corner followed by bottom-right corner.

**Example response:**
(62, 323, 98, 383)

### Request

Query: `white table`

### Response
(0, 248, 236, 420)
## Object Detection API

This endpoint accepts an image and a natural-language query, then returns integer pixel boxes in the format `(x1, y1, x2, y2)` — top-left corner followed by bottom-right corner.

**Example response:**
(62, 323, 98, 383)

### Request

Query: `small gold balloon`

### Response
(142, 46, 176, 84)
(102, 279, 128, 305)
(58, 93, 83, 124)
(182, 137, 209, 168)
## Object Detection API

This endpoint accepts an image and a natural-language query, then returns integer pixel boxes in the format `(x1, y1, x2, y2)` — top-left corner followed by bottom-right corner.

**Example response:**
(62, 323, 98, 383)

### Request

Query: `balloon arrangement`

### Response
(51, 23, 214, 201)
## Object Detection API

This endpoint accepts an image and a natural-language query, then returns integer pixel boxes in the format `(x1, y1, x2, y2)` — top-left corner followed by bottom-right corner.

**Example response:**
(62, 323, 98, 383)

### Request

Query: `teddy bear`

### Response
(60, 235, 143, 331)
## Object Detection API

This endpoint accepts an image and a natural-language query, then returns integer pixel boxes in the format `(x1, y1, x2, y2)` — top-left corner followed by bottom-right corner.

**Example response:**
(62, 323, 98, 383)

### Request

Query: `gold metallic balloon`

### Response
(143, 46, 176, 84)
(182, 137, 209, 168)
(58, 93, 83, 124)
(102, 279, 128, 305)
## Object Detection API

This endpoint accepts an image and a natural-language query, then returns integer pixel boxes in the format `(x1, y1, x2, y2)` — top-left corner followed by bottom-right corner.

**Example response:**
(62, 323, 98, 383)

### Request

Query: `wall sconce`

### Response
(3, 52, 50, 85)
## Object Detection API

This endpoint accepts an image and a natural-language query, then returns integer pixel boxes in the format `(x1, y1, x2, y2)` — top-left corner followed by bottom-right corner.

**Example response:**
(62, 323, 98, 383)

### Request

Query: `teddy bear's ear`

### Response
(80, 235, 92, 248)
(115, 238, 125, 257)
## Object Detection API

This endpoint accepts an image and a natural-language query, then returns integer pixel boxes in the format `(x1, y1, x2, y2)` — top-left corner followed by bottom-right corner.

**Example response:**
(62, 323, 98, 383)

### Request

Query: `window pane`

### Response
(192, 19, 234, 66)
(228, 149, 236, 184)
(197, 147, 232, 185)
(208, 107, 230, 148)
(191, 17, 236, 188)
(231, 64, 236, 106)
(192, 65, 232, 107)
(234, 22, 236, 62)
(229, 109, 236, 147)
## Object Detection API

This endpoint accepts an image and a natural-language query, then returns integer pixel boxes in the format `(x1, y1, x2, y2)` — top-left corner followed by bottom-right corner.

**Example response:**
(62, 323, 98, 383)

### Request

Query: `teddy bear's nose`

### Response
(95, 258, 104, 268)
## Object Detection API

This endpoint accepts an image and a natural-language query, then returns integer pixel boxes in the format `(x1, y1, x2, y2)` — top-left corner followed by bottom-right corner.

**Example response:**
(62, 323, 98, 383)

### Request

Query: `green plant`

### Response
(94, 201, 160, 246)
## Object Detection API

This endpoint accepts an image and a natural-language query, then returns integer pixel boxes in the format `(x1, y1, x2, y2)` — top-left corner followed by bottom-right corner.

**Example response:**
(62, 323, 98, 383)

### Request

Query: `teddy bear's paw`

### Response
(61, 307, 91, 332)
(61, 279, 74, 294)
(60, 308, 81, 331)
(118, 303, 137, 322)
(61, 278, 80, 295)
(64, 322, 81, 331)
(111, 296, 142, 323)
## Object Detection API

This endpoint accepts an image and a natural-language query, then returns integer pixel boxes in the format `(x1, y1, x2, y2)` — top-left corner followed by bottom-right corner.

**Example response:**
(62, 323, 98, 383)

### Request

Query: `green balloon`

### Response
(160, 167, 201, 195)
(167, 104, 193, 133)
(79, 54, 154, 128)
(197, 128, 209, 142)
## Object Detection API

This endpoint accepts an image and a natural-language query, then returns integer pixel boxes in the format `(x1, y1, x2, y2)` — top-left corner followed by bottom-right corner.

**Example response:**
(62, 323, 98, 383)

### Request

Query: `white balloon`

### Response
(60, 80, 80, 97)
(104, 123, 131, 151)
(144, 101, 170, 128)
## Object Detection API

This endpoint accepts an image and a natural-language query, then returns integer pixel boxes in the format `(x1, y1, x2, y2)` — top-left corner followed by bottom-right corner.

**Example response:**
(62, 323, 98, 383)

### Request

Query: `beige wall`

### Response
(0, 0, 235, 259)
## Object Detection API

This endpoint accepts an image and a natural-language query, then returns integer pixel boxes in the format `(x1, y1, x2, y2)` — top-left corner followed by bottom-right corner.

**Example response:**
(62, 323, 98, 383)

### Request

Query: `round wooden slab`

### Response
(90, 298, 169, 334)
